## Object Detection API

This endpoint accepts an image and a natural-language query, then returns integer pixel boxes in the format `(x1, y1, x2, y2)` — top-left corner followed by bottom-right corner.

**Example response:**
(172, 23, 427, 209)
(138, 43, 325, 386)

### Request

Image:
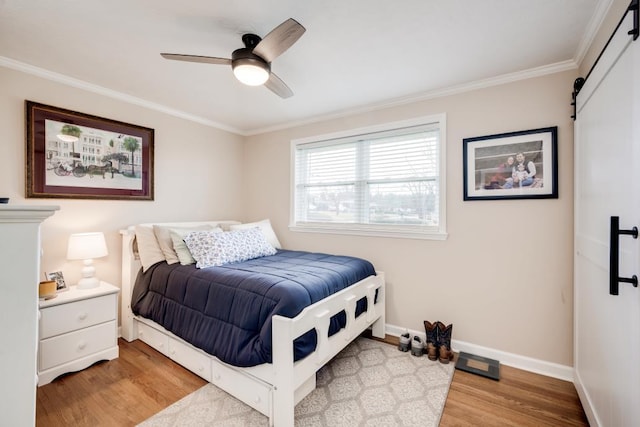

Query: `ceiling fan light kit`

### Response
(233, 63, 269, 86)
(231, 47, 271, 86)
(160, 18, 305, 98)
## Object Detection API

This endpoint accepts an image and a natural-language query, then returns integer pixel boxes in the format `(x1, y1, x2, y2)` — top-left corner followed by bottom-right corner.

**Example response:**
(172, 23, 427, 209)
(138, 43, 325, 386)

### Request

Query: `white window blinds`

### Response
(293, 117, 445, 238)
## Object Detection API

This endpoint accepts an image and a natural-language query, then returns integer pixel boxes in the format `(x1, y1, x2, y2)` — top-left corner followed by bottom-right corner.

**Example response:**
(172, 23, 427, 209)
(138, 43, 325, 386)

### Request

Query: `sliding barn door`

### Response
(574, 10, 640, 427)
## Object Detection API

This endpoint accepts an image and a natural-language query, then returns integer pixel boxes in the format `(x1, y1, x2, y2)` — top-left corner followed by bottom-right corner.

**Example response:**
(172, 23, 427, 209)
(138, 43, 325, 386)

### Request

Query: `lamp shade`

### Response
(67, 232, 108, 289)
(67, 232, 108, 260)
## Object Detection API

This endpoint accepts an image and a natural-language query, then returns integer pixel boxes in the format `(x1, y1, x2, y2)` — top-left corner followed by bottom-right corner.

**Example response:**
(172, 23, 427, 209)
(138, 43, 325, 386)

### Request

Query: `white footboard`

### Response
(271, 273, 385, 426)
(120, 224, 386, 427)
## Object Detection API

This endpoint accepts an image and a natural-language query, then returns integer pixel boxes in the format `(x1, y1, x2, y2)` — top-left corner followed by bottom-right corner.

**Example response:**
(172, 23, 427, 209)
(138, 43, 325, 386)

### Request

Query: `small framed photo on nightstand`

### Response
(47, 271, 68, 292)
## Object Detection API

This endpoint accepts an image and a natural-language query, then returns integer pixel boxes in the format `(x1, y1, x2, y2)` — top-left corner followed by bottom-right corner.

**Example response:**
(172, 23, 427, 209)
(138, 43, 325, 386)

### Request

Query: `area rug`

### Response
(138, 337, 454, 426)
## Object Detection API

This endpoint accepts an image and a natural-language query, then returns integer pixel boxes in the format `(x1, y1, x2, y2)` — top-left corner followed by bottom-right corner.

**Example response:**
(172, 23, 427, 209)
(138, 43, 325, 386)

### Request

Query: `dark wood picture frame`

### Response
(26, 100, 154, 200)
(463, 126, 558, 201)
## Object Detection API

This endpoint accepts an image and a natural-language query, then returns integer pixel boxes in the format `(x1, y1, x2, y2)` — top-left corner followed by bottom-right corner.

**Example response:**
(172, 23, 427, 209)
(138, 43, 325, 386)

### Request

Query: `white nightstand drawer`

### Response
(40, 294, 116, 339)
(39, 321, 116, 371)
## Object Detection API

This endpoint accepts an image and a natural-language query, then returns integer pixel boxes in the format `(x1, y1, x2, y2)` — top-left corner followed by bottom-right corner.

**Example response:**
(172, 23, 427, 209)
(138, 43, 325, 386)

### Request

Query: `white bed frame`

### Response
(120, 221, 386, 427)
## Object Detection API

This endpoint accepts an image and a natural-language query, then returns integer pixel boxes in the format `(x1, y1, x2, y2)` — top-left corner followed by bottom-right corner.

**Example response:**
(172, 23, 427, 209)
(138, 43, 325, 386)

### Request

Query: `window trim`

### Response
(289, 114, 447, 240)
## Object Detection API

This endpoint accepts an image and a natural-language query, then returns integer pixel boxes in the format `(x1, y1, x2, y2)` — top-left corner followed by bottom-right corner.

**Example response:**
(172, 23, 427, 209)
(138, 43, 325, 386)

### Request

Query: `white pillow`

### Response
(134, 225, 165, 272)
(153, 224, 217, 264)
(170, 227, 223, 265)
(184, 227, 277, 269)
(229, 219, 281, 249)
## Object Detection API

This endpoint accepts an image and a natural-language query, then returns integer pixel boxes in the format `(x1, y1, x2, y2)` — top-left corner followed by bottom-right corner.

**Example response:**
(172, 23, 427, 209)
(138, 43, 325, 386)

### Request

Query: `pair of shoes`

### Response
(423, 321, 454, 364)
(399, 332, 426, 356)
(411, 335, 425, 357)
(398, 332, 411, 352)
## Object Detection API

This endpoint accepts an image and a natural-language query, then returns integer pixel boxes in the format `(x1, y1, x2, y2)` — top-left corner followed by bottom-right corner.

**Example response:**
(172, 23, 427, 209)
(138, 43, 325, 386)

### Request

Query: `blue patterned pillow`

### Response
(184, 227, 277, 268)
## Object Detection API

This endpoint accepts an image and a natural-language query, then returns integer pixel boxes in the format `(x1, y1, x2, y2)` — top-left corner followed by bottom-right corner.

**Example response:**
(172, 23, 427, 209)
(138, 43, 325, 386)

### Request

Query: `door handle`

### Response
(609, 216, 639, 295)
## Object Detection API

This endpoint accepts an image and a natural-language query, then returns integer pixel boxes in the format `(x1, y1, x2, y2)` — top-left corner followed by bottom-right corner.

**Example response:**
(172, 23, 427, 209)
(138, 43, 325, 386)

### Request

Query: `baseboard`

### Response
(573, 369, 600, 426)
(385, 323, 573, 382)
(122, 321, 573, 382)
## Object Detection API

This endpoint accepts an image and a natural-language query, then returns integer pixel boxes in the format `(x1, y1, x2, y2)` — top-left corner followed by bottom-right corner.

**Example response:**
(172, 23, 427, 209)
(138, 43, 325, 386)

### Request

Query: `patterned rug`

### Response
(139, 337, 454, 426)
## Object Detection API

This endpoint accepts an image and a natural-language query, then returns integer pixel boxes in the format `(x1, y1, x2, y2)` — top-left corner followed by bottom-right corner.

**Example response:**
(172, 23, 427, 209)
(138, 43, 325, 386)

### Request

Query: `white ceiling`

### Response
(0, 0, 604, 135)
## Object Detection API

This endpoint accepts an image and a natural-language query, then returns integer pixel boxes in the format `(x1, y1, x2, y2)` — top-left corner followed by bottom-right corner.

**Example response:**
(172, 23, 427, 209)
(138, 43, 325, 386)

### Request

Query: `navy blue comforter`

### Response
(131, 250, 376, 367)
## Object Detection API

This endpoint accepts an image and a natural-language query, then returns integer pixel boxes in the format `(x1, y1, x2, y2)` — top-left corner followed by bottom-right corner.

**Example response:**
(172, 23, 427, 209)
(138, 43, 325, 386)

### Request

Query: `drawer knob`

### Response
(78, 342, 87, 351)
(213, 373, 221, 380)
(78, 312, 88, 321)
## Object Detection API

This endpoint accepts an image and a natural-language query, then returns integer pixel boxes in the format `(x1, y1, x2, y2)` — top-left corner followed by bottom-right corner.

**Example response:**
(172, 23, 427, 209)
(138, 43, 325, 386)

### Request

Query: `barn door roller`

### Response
(629, 0, 639, 40)
(572, 0, 639, 120)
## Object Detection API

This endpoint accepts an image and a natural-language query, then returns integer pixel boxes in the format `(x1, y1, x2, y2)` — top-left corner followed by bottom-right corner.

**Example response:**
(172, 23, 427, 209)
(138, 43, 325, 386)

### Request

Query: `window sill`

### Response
(289, 225, 448, 241)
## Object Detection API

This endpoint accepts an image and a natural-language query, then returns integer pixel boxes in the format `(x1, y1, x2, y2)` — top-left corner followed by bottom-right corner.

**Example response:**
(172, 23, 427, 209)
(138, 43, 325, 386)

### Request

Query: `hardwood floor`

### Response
(441, 366, 587, 426)
(36, 338, 588, 426)
(36, 339, 206, 426)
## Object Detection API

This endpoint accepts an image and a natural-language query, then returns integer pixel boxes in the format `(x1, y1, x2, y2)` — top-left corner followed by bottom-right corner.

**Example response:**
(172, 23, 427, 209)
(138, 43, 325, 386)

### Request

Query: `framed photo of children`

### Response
(463, 126, 558, 201)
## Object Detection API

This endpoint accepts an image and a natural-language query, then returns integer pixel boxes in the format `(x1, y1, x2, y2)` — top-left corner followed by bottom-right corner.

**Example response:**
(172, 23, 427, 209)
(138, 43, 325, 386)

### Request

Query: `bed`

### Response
(120, 220, 385, 427)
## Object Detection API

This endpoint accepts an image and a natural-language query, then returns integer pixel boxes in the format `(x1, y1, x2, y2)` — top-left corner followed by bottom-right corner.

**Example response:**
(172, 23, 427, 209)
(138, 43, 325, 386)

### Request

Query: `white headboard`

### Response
(119, 220, 240, 341)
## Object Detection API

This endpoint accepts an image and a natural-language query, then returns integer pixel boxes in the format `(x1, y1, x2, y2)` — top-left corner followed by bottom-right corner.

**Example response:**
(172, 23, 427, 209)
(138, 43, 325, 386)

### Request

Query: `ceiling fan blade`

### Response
(160, 53, 231, 65)
(253, 18, 306, 63)
(264, 72, 293, 99)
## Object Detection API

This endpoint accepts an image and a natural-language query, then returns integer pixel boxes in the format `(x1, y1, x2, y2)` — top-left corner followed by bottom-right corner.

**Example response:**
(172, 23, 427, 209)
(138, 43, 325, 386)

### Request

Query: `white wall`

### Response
(243, 70, 577, 367)
(0, 0, 630, 383)
(0, 66, 245, 289)
(0, 58, 580, 371)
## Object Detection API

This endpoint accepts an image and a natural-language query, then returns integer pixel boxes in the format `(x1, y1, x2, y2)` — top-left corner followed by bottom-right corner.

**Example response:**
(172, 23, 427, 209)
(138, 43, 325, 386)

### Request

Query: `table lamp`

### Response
(67, 232, 108, 289)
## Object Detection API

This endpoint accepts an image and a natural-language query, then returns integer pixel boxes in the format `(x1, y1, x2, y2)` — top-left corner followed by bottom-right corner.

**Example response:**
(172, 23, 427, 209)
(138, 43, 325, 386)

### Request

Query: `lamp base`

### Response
(77, 277, 100, 289)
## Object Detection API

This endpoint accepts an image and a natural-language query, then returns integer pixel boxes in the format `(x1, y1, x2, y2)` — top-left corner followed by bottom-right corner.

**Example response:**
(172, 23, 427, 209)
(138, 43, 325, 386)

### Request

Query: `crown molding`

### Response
(573, 0, 615, 67)
(0, 56, 243, 135)
(245, 60, 578, 136)
(2, 55, 577, 138)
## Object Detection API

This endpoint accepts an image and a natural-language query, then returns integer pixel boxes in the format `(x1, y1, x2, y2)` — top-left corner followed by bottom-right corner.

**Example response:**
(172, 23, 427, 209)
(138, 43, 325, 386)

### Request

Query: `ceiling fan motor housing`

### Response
(231, 46, 271, 85)
(232, 33, 270, 72)
(231, 48, 271, 71)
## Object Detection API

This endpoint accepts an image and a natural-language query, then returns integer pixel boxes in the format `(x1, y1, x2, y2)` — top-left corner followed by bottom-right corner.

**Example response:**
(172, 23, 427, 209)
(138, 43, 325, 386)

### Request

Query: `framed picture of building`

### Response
(25, 100, 154, 200)
(463, 126, 558, 201)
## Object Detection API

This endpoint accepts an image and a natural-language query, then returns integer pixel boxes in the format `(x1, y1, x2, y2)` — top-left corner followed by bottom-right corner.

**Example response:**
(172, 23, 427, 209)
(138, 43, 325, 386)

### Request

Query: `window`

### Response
(291, 114, 446, 239)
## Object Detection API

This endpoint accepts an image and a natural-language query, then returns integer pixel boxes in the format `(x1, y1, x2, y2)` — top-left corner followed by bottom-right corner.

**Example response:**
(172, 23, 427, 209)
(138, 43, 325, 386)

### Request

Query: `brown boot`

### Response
(423, 321, 438, 361)
(436, 321, 454, 364)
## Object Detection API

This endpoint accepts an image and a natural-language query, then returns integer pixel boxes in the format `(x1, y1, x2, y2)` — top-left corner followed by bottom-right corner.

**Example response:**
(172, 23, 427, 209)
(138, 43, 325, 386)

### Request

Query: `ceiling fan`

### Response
(161, 18, 305, 99)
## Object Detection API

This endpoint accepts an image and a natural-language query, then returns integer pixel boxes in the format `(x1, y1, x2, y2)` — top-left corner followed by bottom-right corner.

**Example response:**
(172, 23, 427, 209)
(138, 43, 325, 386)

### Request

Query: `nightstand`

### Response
(37, 281, 119, 386)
